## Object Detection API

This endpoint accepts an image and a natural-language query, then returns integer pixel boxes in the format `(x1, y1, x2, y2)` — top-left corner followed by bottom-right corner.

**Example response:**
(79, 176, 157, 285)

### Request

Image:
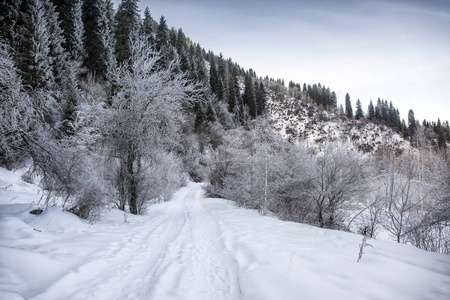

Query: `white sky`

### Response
(115, 0, 450, 123)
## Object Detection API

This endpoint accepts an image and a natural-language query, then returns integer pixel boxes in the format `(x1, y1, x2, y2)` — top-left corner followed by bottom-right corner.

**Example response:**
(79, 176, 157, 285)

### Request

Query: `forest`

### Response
(0, 0, 449, 254)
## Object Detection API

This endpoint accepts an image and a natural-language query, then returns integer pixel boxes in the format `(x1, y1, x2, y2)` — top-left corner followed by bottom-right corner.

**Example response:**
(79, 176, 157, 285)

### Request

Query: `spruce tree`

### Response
(98, 0, 116, 84)
(115, 0, 140, 65)
(155, 15, 169, 67)
(330, 91, 337, 110)
(355, 99, 363, 120)
(44, 0, 69, 88)
(408, 109, 416, 142)
(226, 65, 237, 114)
(0, 0, 21, 50)
(345, 93, 353, 118)
(82, 0, 106, 78)
(209, 58, 219, 96)
(18, 0, 55, 89)
(368, 100, 375, 120)
(69, 0, 85, 64)
(142, 7, 156, 43)
(243, 74, 256, 118)
(256, 81, 266, 115)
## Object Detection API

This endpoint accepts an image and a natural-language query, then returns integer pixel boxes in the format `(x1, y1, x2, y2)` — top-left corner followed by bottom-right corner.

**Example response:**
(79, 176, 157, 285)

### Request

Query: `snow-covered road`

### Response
(1, 172, 450, 300)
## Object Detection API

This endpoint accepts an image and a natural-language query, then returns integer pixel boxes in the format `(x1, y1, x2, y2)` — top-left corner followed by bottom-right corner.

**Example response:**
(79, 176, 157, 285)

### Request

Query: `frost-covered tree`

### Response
(0, 0, 21, 49)
(16, 0, 55, 89)
(0, 40, 33, 166)
(70, 0, 85, 64)
(309, 144, 368, 229)
(105, 37, 200, 214)
(44, 0, 69, 88)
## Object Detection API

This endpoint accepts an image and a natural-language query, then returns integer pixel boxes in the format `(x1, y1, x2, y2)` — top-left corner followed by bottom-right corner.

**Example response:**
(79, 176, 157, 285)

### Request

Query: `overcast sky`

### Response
(115, 0, 450, 123)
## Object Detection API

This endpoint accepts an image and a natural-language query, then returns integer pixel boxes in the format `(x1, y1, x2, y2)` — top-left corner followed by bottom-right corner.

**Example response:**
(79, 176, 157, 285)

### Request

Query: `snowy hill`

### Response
(267, 92, 409, 155)
(1, 168, 450, 300)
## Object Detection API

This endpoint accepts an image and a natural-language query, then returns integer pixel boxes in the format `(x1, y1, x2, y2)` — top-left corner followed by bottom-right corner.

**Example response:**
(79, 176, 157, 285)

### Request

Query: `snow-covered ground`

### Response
(1, 168, 450, 300)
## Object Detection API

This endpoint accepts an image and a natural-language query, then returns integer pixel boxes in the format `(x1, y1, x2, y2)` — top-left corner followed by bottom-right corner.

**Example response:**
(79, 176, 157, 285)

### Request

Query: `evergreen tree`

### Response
(176, 28, 189, 72)
(330, 91, 337, 110)
(44, 0, 69, 88)
(345, 93, 353, 118)
(355, 99, 363, 120)
(82, 0, 103, 76)
(243, 74, 256, 118)
(375, 98, 382, 120)
(408, 109, 416, 142)
(368, 100, 375, 120)
(18, 0, 55, 89)
(141, 7, 155, 43)
(226, 64, 238, 114)
(0, 0, 21, 50)
(437, 119, 447, 149)
(98, 0, 116, 83)
(381, 100, 388, 121)
(155, 15, 169, 67)
(69, 0, 85, 64)
(209, 58, 220, 96)
(115, 0, 140, 65)
(256, 81, 266, 115)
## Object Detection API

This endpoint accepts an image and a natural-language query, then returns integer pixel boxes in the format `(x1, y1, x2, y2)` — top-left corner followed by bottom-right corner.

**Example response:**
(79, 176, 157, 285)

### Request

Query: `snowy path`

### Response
(20, 183, 240, 300)
(1, 171, 450, 300)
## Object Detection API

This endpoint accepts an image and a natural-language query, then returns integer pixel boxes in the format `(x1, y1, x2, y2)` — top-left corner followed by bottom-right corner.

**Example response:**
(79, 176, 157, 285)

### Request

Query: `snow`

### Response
(1, 168, 450, 300)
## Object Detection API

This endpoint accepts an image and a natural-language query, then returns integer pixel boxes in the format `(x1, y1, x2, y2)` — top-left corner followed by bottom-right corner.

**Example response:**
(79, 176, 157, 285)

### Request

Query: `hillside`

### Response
(267, 91, 408, 155)
(1, 168, 450, 300)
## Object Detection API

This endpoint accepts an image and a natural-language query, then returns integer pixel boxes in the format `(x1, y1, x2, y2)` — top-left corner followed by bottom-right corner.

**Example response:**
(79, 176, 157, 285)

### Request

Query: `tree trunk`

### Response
(127, 145, 138, 215)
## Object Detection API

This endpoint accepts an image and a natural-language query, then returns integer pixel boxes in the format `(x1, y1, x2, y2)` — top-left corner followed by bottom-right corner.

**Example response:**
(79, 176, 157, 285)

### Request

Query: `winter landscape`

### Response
(1, 168, 450, 300)
(1, 0, 450, 299)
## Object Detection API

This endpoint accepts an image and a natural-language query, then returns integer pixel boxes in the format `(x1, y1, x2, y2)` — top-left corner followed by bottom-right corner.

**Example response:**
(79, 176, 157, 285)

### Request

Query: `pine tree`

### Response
(18, 0, 55, 89)
(70, 0, 85, 64)
(115, 0, 140, 65)
(155, 15, 169, 67)
(345, 93, 353, 118)
(408, 109, 416, 142)
(176, 28, 189, 72)
(437, 119, 446, 149)
(44, 0, 69, 88)
(367, 100, 375, 120)
(330, 91, 337, 110)
(98, 0, 116, 84)
(209, 58, 220, 96)
(82, 0, 105, 77)
(375, 98, 382, 120)
(355, 99, 363, 120)
(226, 65, 237, 114)
(142, 7, 156, 43)
(243, 74, 256, 118)
(0, 0, 21, 50)
(256, 81, 266, 115)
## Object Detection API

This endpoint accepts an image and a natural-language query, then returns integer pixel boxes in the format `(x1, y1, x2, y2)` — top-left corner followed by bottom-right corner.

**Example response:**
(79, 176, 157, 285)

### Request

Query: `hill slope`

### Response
(267, 92, 408, 154)
(1, 168, 449, 300)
